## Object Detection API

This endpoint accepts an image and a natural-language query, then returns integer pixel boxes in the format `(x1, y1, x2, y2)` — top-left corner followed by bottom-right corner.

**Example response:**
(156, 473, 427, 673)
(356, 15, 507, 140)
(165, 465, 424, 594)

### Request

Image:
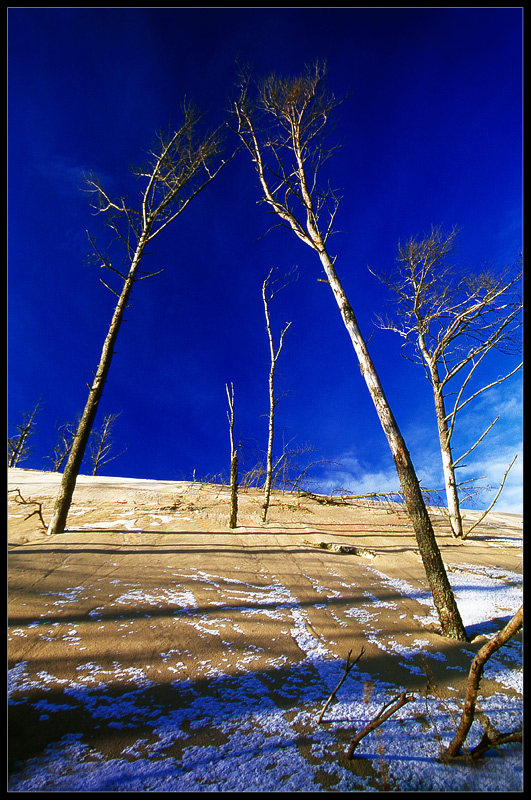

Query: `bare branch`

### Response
(443, 605, 522, 758)
(346, 691, 416, 758)
(452, 416, 499, 467)
(462, 454, 518, 538)
(317, 648, 365, 724)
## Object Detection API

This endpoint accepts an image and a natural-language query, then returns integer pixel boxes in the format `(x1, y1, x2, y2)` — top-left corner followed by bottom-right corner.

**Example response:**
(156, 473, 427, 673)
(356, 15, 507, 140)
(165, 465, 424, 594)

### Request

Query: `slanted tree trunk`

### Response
(233, 63, 468, 640)
(45, 109, 228, 535)
(318, 249, 467, 639)
(47, 237, 148, 535)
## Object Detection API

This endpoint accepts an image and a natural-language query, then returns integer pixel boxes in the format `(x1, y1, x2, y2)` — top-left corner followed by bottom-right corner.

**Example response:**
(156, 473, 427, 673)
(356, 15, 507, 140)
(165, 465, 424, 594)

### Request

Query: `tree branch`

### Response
(317, 647, 365, 723)
(462, 454, 518, 538)
(346, 691, 416, 758)
(443, 605, 522, 758)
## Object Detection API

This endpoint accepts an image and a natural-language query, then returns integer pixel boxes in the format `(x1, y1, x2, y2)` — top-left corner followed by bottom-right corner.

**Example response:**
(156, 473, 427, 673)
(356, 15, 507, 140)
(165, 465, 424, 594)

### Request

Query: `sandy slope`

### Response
(8, 468, 522, 791)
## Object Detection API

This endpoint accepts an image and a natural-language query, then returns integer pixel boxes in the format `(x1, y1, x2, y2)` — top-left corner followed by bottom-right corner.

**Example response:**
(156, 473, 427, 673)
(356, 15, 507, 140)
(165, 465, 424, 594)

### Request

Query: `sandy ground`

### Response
(8, 468, 523, 791)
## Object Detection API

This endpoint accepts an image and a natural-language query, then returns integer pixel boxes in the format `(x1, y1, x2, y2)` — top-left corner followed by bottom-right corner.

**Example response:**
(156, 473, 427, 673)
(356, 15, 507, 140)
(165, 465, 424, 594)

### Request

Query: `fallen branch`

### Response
(302, 539, 377, 559)
(347, 691, 416, 758)
(469, 715, 522, 760)
(8, 487, 47, 529)
(443, 605, 523, 759)
(317, 647, 365, 724)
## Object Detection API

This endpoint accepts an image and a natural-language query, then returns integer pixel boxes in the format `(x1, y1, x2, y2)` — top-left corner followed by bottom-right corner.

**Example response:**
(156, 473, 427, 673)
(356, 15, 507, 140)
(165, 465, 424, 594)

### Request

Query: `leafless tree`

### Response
(373, 227, 522, 537)
(47, 417, 79, 472)
(232, 62, 467, 640)
(261, 266, 296, 522)
(226, 382, 238, 528)
(8, 402, 41, 467)
(88, 412, 126, 476)
(46, 105, 230, 535)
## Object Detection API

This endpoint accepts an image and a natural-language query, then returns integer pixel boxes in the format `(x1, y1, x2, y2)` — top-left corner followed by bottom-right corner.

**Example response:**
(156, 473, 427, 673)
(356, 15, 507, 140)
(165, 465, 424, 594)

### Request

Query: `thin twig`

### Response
(317, 647, 365, 723)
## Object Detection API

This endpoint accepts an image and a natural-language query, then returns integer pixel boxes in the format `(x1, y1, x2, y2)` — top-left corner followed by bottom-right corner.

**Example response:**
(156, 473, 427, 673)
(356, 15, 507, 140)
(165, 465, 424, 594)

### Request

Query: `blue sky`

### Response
(8, 8, 523, 512)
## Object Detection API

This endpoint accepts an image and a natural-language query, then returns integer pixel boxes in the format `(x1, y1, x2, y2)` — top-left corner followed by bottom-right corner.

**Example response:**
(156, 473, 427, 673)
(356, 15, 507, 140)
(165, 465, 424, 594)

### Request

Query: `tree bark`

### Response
(318, 249, 468, 640)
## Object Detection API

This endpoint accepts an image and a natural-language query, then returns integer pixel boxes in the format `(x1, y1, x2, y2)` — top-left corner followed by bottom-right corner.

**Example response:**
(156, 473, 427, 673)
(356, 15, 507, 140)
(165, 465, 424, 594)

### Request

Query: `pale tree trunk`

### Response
(261, 368, 275, 523)
(261, 269, 292, 523)
(418, 337, 464, 537)
(46, 232, 149, 535)
(432, 384, 463, 537)
(233, 67, 467, 639)
(318, 249, 467, 640)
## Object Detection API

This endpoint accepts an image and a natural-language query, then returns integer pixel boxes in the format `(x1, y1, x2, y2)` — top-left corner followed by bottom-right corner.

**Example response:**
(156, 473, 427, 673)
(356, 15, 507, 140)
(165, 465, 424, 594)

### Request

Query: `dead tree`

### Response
(373, 228, 522, 537)
(261, 266, 296, 522)
(46, 105, 229, 535)
(443, 605, 523, 759)
(226, 382, 238, 528)
(8, 402, 41, 467)
(88, 412, 126, 476)
(47, 417, 79, 472)
(232, 62, 467, 640)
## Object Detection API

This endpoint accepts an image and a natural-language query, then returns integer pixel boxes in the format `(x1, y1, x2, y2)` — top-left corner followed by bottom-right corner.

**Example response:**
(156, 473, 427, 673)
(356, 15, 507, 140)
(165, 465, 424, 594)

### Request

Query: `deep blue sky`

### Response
(8, 8, 523, 511)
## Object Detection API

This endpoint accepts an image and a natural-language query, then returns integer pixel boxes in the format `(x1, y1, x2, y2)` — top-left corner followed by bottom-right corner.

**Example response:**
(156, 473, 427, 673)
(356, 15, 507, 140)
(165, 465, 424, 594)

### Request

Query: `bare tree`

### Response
(47, 417, 79, 472)
(261, 266, 296, 522)
(88, 412, 126, 476)
(226, 382, 238, 528)
(232, 62, 467, 639)
(8, 402, 41, 467)
(46, 105, 229, 535)
(373, 227, 522, 537)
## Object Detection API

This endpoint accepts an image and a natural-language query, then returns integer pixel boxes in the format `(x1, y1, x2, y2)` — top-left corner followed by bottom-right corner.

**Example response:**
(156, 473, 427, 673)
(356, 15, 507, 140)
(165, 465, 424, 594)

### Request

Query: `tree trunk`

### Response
(432, 383, 463, 537)
(229, 452, 239, 529)
(318, 249, 467, 640)
(46, 230, 149, 535)
(261, 359, 275, 523)
(418, 337, 463, 537)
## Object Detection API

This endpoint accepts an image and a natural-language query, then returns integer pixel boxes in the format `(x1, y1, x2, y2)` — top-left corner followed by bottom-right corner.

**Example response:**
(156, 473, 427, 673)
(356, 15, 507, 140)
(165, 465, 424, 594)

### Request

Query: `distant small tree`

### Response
(47, 417, 79, 472)
(373, 227, 522, 537)
(8, 402, 41, 467)
(226, 382, 238, 528)
(46, 105, 229, 535)
(232, 62, 467, 640)
(88, 412, 126, 476)
(261, 266, 296, 522)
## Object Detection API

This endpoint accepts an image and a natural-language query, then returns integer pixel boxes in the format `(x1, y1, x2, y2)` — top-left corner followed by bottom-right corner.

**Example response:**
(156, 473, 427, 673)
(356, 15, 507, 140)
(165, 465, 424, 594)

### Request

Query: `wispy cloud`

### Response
(314, 450, 401, 497)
